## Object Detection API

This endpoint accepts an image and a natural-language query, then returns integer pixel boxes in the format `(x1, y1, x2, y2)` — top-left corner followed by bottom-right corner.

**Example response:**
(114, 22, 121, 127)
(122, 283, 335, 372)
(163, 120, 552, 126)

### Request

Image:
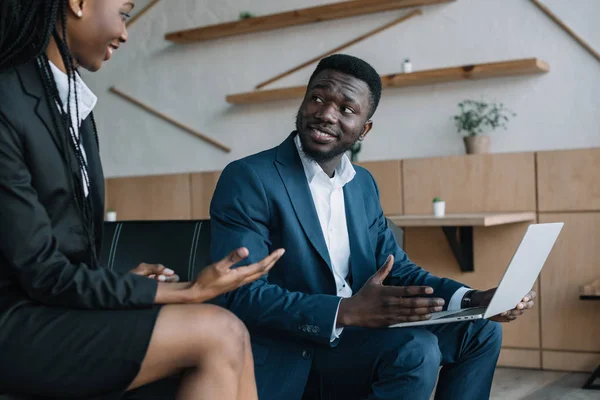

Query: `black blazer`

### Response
(0, 61, 157, 320)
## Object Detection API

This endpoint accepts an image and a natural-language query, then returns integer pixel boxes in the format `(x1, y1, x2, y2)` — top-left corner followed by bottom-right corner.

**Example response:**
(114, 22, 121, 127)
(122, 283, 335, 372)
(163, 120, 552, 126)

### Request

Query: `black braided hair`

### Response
(1, 0, 100, 269)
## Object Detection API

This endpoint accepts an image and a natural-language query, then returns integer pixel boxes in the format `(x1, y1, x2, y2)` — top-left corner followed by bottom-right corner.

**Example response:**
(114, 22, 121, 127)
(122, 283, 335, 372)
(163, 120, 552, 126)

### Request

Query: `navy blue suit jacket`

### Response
(210, 134, 464, 399)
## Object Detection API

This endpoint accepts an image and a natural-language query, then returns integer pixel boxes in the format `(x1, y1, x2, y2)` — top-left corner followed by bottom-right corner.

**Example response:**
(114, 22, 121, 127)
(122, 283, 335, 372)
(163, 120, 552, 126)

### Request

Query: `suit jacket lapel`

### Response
(275, 134, 333, 271)
(344, 179, 375, 292)
(16, 61, 80, 179)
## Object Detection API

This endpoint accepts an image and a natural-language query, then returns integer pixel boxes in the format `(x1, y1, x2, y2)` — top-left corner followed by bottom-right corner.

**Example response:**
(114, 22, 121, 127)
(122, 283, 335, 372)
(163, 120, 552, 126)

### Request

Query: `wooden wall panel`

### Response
(403, 153, 536, 214)
(356, 160, 403, 215)
(543, 351, 600, 372)
(403, 222, 540, 349)
(191, 171, 222, 220)
(104, 179, 109, 216)
(106, 174, 192, 220)
(539, 212, 600, 352)
(498, 348, 541, 369)
(537, 148, 600, 212)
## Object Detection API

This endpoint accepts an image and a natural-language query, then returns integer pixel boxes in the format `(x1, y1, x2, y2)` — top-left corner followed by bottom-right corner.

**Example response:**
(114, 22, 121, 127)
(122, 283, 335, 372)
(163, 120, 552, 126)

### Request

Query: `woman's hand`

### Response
(131, 263, 180, 282)
(191, 247, 285, 302)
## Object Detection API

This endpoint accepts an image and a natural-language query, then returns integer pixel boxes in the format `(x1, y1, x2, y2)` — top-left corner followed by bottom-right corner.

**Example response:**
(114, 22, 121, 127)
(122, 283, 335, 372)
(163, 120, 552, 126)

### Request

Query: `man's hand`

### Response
(131, 263, 180, 282)
(471, 288, 536, 322)
(337, 255, 445, 328)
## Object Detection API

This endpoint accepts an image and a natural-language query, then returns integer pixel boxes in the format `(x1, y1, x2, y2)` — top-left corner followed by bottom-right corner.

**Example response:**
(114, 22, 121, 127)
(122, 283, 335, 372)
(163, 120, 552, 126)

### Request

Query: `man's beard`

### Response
(295, 110, 360, 164)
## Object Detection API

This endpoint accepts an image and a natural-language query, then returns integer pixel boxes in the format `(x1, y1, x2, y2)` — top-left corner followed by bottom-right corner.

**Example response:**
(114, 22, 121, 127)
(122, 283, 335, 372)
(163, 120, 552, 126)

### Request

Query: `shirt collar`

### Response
(294, 133, 356, 187)
(49, 61, 97, 123)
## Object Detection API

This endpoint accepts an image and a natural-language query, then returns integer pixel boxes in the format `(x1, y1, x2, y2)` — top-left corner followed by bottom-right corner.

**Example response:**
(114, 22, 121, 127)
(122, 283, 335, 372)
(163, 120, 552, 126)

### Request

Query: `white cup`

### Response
(433, 201, 446, 217)
(106, 211, 117, 222)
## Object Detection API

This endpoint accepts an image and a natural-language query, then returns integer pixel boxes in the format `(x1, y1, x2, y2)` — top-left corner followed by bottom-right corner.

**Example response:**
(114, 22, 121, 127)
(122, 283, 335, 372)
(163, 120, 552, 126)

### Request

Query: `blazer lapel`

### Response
(16, 61, 79, 179)
(344, 179, 375, 292)
(275, 134, 333, 271)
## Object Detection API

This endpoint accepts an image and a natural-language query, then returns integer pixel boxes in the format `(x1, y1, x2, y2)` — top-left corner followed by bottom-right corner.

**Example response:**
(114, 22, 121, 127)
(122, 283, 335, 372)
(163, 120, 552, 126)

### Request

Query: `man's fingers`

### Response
(383, 296, 445, 309)
(382, 286, 436, 298)
(371, 255, 394, 285)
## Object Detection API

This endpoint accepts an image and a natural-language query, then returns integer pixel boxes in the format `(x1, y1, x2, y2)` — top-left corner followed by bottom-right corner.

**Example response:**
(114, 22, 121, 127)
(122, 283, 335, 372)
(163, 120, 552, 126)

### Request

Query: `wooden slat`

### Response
(227, 58, 549, 104)
(126, 0, 160, 27)
(388, 212, 536, 227)
(165, 0, 454, 43)
(403, 222, 541, 349)
(531, 0, 600, 64)
(109, 87, 231, 153)
(106, 174, 192, 220)
(498, 348, 541, 369)
(537, 148, 600, 212)
(191, 171, 222, 220)
(403, 153, 536, 214)
(543, 351, 600, 372)
(104, 179, 109, 216)
(539, 213, 600, 352)
(356, 160, 403, 215)
(255, 10, 422, 89)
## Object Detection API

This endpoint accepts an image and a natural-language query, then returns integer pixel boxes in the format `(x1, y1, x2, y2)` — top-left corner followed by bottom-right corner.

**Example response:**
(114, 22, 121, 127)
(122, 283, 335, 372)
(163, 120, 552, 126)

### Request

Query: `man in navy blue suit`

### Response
(210, 54, 536, 400)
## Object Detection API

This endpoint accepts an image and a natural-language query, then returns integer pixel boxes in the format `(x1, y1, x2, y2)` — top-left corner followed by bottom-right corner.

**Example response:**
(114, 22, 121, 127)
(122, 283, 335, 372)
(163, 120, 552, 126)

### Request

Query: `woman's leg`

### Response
(238, 336, 259, 400)
(127, 303, 256, 400)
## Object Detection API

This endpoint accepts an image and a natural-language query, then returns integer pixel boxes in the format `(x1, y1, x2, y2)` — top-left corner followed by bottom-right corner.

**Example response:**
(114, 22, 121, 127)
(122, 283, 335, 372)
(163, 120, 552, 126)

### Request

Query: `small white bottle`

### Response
(403, 58, 413, 73)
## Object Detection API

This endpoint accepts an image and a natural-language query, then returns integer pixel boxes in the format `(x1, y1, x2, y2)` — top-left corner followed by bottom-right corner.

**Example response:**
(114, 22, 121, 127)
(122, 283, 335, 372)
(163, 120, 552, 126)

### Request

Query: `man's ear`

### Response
(358, 120, 373, 141)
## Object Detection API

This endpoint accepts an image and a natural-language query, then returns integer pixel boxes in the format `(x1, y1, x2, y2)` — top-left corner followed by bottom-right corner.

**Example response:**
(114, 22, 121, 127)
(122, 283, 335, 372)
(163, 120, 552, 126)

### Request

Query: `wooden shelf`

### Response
(165, 0, 454, 43)
(388, 212, 537, 227)
(226, 58, 549, 104)
(580, 280, 600, 300)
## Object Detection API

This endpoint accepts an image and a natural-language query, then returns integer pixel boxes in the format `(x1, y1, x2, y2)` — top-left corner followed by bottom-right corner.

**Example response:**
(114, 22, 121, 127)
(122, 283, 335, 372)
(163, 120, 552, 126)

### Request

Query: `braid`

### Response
(0, 0, 58, 70)
(2, 0, 100, 269)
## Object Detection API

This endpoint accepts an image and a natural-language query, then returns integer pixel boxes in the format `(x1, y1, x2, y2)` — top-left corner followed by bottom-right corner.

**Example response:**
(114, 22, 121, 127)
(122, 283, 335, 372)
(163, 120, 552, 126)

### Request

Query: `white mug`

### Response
(433, 201, 446, 217)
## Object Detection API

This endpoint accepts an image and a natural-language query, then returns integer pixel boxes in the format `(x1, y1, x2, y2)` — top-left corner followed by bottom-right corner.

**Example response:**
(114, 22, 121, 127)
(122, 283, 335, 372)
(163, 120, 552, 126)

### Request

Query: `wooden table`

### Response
(387, 212, 537, 272)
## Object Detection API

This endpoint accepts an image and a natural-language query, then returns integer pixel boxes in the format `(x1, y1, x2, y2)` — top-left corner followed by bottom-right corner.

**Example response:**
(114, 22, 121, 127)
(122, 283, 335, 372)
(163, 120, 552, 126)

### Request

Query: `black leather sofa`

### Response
(1, 219, 403, 400)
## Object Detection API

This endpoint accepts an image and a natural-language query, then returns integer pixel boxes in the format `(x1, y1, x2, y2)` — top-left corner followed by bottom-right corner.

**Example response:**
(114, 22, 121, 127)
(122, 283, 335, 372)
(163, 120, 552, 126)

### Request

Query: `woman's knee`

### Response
(184, 305, 250, 361)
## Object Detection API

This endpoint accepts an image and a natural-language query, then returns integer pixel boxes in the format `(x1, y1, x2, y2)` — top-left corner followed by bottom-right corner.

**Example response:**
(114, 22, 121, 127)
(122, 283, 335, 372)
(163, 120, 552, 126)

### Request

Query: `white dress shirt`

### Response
(49, 61, 97, 197)
(294, 135, 468, 342)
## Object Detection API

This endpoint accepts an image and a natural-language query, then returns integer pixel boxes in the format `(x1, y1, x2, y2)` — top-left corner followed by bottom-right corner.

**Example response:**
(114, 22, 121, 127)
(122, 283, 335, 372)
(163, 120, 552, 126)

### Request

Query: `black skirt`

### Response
(0, 302, 162, 399)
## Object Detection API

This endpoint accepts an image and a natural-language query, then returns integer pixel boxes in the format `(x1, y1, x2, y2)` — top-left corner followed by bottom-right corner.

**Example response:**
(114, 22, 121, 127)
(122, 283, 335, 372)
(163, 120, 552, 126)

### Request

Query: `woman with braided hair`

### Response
(0, 1, 284, 399)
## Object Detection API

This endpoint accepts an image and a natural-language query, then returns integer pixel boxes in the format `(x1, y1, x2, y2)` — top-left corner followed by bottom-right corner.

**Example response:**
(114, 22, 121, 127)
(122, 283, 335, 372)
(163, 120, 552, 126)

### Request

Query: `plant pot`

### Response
(106, 211, 117, 222)
(463, 135, 490, 154)
(433, 201, 446, 217)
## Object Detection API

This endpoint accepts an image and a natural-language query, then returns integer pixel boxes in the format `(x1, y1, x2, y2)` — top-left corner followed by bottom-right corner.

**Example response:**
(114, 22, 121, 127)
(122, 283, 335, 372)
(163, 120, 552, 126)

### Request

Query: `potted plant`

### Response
(432, 197, 445, 217)
(453, 100, 516, 154)
(239, 11, 255, 20)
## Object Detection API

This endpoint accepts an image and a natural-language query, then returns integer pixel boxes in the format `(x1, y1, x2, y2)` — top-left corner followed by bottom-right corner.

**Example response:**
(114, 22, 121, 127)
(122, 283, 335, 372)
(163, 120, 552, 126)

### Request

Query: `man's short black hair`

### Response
(308, 54, 382, 119)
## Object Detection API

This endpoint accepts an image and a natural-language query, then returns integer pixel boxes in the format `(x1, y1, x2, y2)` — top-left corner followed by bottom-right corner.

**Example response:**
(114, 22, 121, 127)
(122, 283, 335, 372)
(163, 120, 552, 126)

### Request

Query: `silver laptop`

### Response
(389, 222, 564, 328)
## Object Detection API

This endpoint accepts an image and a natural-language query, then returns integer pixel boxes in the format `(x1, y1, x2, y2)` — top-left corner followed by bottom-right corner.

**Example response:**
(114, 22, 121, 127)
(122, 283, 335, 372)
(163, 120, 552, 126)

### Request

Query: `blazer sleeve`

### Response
(365, 172, 466, 308)
(210, 160, 341, 346)
(0, 114, 157, 309)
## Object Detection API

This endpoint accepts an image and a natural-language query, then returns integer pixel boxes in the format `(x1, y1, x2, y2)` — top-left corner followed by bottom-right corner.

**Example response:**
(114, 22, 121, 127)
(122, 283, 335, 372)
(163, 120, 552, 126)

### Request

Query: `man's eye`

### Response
(342, 107, 355, 114)
(313, 96, 323, 103)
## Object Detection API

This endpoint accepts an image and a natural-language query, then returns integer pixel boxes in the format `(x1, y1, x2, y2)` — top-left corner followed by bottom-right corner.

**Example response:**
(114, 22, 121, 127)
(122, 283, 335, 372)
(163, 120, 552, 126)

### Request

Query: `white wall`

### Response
(84, 0, 600, 178)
